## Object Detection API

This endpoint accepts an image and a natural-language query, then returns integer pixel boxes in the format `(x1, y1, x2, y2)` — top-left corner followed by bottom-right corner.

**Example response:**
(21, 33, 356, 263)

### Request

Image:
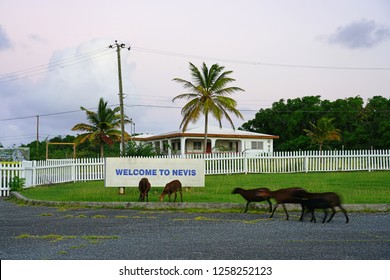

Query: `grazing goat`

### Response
(138, 178, 151, 202)
(300, 192, 349, 223)
(159, 180, 183, 202)
(257, 187, 309, 220)
(232, 187, 272, 213)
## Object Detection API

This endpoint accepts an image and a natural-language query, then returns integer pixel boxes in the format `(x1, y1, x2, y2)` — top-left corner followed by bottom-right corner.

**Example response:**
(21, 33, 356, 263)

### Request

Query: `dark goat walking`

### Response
(257, 187, 309, 220)
(300, 192, 349, 223)
(138, 178, 151, 202)
(232, 187, 272, 213)
(159, 179, 182, 202)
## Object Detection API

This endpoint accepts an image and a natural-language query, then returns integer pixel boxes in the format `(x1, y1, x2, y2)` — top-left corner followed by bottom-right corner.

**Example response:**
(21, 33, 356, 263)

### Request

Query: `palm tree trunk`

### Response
(100, 143, 104, 158)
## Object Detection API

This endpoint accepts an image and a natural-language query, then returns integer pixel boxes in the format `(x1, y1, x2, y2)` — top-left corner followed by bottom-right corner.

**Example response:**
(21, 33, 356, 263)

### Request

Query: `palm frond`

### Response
(71, 123, 95, 132)
(71, 97, 130, 156)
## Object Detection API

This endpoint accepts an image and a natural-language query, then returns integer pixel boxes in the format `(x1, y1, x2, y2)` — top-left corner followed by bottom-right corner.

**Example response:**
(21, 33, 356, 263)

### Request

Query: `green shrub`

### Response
(9, 176, 26, 191)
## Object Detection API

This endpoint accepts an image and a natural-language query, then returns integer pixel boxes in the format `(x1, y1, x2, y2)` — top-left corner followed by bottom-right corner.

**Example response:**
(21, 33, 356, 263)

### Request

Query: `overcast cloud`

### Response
(1, 0, 389, 148)
(0, 25, 11, 50)
(328, 18, 390, 49)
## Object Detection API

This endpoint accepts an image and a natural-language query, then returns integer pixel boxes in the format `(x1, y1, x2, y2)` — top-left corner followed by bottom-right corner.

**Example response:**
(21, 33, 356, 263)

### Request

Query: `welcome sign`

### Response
(104, 157, 205, 187)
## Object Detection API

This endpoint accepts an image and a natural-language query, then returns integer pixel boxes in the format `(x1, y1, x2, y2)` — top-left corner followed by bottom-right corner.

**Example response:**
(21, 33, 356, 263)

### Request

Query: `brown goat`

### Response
(257, 187, 309, 220)
(138, 178, 151, 202)
(232, 187, 272, 213)
(159, 180, 182, 202)
(300, 192, 349, 223)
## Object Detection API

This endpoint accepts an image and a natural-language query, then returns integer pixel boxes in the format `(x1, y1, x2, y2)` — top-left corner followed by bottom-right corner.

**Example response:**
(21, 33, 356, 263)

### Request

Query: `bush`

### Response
(125, 141, 158, 157)
(9, 176, 26, 191)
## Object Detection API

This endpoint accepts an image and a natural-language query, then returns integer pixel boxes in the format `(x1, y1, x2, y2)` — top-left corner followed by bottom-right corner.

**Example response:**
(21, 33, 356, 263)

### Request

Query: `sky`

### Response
(1, 0, 390, 148)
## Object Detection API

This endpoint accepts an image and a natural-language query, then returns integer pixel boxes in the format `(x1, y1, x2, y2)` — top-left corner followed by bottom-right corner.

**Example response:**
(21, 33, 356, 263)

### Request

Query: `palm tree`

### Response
(71, 98, 130, 157)
(172, 62, 244, 153)
(303, 117, 341, 151)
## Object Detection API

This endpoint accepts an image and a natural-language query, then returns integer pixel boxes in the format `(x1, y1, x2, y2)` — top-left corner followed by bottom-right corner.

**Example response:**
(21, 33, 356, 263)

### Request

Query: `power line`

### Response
(0, 105, 121, 122)
(0, 109, 83, 122)
(2, 44, 389, 86)
(0, 47, 115, 84)
(132, 46, 390, 71)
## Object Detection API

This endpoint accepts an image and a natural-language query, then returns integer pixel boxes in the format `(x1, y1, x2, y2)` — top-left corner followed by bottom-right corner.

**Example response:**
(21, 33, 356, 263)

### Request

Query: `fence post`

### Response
(243, 152, 248, 174)
(21, 161, 33, 188)
(304, 156, 308, 173)
(72, 158, 76, 182)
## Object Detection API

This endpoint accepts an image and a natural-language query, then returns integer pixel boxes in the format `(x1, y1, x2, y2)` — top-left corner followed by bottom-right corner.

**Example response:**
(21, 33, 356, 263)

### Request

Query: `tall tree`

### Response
(362, 96, 390, 149)
(241, 96, 324, 150)
(172, 62, 244, 153)
(303, 117, 341, 151)
(71, 98, 130, 157)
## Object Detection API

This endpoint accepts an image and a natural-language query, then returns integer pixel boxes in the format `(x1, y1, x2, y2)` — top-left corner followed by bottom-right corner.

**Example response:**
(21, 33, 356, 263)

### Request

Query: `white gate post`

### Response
(21, 161, 33, 188)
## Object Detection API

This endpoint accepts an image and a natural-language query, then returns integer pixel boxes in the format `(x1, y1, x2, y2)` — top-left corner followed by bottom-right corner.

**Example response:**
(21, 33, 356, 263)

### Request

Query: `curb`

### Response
(10, 192, 390, 212)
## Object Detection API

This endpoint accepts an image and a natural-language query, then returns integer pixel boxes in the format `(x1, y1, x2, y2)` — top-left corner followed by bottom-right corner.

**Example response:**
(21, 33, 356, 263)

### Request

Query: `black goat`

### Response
(257, 187, 309, 220)
(300, 192, 349, 223)
(138, 178, 151, 202)
(232, 187, 272, 213)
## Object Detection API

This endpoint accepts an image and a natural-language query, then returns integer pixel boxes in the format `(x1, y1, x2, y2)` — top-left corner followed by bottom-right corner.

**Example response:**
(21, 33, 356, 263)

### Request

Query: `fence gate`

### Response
(0, 162, 22, 197)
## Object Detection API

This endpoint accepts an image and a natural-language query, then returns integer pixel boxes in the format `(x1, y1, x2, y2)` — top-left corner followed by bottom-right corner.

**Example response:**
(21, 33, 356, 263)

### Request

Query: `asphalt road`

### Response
(0, 197, 389, 260)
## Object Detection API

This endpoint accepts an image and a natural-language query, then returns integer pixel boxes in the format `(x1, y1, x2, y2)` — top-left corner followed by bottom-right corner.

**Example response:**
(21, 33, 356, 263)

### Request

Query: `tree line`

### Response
(240, 95, 390, 151)
(23, 94, 389, 160)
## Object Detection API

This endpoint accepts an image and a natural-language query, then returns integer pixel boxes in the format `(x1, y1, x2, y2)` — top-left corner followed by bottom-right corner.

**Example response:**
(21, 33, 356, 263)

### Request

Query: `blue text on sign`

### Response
(115, 169, 197, 176)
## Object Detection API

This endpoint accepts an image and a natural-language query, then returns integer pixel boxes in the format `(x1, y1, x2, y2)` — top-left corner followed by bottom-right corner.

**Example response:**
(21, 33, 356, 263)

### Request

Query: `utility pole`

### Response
(109, 40, 130, 195)
(36, 115, 39, 158)
(109, 40, 130, 157)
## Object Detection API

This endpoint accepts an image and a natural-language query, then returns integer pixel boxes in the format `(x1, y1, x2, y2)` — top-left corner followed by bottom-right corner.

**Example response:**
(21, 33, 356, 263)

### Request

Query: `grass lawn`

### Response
(18, 171, 390, 204)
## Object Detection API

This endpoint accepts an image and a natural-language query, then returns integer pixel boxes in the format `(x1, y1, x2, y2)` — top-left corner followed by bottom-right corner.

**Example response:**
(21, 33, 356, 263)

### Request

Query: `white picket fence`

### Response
(203, 149, 390, 174)
(0, 162, 23, 197)
(1, 150, 389, 196)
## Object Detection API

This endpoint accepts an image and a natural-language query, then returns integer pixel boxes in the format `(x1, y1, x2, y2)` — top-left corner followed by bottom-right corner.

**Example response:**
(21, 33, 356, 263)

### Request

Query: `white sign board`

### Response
(104, 157, 205, 187)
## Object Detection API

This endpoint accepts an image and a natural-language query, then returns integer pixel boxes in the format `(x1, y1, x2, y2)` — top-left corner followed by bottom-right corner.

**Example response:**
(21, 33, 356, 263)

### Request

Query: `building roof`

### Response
(134, 125, 279, 141)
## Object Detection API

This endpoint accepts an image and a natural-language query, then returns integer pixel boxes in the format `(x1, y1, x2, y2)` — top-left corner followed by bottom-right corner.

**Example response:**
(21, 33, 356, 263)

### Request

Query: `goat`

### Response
(232, 187, 272, 213)
(138, 177, 151, 202)
(257, 187, 309, 220)
(300, 192, 349, 223)
(159, 179, 183, 202)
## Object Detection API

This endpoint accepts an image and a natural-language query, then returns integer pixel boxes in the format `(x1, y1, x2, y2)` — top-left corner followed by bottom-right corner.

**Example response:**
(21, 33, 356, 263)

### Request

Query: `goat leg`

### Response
(310, 210, 316, 223)
(282, 204, 289, 220)
(327, 208, 336, 223)
(299, 204, 306, 221)
(266, 199, 272, 213)
(270, 204, 278, 218)
(322, 209, 328, 223)
(244, 201, 251, 213)
(339, 206, 349, 223)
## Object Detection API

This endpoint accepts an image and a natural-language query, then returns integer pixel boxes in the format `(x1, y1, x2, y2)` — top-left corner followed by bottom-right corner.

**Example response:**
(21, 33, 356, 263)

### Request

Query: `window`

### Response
(251, 141, 263, 150)
(172, 142, 181, 151)
(193, 141, 202, 150)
